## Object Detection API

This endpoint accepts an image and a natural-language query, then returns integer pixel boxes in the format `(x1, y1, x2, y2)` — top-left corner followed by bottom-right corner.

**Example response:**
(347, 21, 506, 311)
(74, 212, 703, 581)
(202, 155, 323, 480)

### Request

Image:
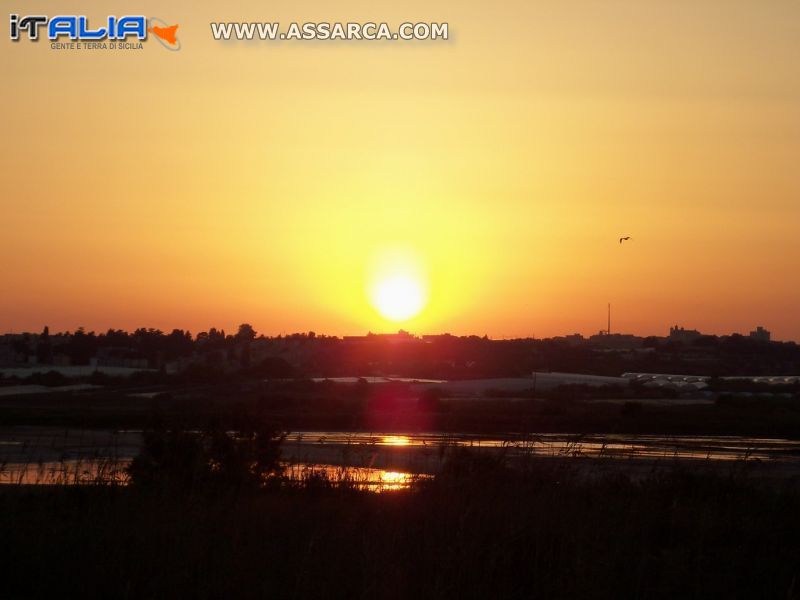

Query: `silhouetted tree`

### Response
(236, 324, 257, 342)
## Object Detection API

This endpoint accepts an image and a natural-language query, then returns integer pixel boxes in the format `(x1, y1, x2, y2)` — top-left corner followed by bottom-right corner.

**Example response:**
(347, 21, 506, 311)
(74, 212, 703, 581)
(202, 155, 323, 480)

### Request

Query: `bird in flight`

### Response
(619, 236, 631, 244)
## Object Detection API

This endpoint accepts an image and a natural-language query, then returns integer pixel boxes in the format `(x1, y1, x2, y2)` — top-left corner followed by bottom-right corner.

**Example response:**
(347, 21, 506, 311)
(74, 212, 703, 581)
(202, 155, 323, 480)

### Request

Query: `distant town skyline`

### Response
(0, 321, 783, 343)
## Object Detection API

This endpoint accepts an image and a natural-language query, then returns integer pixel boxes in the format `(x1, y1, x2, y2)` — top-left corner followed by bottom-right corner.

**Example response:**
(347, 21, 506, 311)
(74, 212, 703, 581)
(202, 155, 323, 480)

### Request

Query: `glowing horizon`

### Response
(2, 0, 799, 341)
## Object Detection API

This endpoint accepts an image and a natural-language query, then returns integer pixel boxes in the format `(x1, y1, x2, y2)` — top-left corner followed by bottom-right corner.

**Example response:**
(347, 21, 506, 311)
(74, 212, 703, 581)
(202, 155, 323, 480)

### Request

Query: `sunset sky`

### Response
(2, 0, 799, 340)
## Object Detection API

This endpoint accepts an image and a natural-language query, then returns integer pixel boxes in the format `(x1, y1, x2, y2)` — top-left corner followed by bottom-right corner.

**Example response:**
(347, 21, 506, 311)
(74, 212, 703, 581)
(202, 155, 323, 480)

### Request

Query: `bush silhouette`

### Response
(128, 421, 286, 492)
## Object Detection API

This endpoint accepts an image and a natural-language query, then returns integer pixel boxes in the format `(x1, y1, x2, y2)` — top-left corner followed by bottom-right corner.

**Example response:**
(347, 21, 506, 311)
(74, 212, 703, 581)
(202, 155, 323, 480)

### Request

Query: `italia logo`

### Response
(9, 14, 181, 50)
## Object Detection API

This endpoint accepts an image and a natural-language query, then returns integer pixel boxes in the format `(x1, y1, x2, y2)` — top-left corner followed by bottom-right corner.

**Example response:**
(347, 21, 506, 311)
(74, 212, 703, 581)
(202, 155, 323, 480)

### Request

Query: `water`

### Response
(282, 431, 800, 461)
(2, 428, 800, 489)
(309, 377, 446, 384)
(0, 460, 428, 492)
(0, 459, 129, 486)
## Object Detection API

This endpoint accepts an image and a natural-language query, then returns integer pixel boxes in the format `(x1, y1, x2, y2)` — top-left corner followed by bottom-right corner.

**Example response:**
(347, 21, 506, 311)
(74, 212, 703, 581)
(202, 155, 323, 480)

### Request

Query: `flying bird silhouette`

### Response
(619, 236, 631, 244)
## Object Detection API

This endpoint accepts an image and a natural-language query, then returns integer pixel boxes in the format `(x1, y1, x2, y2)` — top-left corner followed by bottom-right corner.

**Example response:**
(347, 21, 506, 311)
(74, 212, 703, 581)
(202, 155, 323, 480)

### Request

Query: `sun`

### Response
(371, 274, 425, 322)
(366, 245, 429, 323)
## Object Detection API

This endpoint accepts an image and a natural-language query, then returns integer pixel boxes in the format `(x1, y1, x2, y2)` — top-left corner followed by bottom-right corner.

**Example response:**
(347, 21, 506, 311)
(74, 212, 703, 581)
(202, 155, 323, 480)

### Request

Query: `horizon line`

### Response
(0, 324, 788, 343)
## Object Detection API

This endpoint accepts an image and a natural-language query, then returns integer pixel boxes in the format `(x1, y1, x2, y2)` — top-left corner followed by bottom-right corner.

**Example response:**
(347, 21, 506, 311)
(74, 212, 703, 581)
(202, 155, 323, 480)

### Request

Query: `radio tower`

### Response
(607, 303, 611, 335)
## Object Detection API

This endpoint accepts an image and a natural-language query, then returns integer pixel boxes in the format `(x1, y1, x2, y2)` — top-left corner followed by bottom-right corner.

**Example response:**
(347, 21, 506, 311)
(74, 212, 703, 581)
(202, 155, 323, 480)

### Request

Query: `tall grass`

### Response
(0, 441, 799, 599)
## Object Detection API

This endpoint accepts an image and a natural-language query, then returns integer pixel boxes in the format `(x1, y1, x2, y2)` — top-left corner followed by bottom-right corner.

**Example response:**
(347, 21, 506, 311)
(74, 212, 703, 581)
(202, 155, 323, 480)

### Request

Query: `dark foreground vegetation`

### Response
(1, 433, 799, 599)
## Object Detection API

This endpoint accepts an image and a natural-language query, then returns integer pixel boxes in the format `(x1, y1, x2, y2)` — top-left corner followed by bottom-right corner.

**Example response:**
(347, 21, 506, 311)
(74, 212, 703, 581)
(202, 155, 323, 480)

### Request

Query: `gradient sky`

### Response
(2, 0, 799, 339)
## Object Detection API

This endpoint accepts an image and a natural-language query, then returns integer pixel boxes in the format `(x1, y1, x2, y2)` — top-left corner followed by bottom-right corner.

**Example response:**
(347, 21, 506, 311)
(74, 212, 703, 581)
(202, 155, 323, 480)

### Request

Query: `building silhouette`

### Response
(749, 326, 771, 343)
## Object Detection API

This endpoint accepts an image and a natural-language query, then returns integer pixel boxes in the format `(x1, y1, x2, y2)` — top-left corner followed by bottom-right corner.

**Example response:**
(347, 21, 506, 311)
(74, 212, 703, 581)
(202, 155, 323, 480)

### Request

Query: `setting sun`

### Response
(366, 246, 429, 324)
(371, 275, 425, 322)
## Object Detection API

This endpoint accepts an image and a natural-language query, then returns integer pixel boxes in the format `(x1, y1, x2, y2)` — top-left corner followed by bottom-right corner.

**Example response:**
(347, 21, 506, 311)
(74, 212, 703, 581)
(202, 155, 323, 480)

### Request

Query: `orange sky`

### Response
(2, 1, 799, 340)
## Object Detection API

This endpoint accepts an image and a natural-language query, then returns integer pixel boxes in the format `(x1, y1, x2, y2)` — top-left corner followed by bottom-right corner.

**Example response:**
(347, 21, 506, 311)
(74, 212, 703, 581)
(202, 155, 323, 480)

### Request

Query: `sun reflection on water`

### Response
(380, 435, 411, 446)
(286, 463, 424, 493)
(378, 470, 411, 491)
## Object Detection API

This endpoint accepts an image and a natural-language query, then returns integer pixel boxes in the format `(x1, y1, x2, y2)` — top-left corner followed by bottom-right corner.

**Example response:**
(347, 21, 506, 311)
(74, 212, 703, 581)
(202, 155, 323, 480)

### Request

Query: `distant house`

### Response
(749, 326, 771, 343)
(52, 353, 71, 367)
(422, 333, 454, 343)
(0, 343, 18, 366)
(92, 347, 149, 369)
(343, 331, 416, 345)
(669, 325, 702, 343)
(588, 332, 643, 350)
(560, 333, 585, 347)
